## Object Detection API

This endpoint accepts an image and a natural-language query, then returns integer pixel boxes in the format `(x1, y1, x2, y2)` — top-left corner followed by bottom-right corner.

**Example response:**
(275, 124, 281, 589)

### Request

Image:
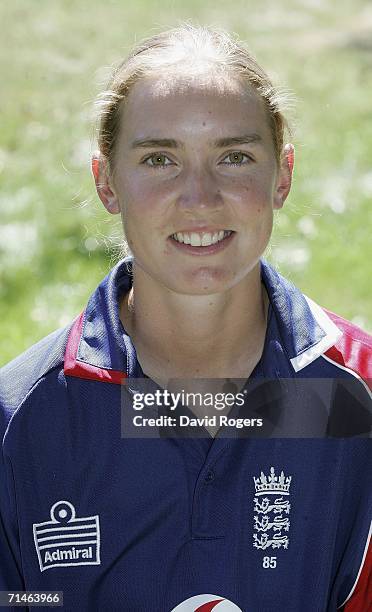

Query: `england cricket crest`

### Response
(252, 467, 292, 551)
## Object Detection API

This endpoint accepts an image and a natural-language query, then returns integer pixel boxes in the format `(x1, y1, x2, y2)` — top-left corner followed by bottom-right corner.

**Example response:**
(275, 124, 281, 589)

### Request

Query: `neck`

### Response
(120, 261, 268, 381)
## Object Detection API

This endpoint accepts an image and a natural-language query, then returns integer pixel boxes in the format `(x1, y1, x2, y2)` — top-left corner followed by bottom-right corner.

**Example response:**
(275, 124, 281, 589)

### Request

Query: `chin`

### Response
(170, 265, 239, 295)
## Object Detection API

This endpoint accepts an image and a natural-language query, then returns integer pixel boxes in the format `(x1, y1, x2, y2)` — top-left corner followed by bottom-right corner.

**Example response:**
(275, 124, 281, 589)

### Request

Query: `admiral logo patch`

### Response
(33, 500, 101, 572)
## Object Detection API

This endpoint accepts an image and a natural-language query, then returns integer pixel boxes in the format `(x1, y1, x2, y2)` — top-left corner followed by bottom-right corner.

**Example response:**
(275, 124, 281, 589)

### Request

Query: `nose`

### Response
(176, 166, 223, 214)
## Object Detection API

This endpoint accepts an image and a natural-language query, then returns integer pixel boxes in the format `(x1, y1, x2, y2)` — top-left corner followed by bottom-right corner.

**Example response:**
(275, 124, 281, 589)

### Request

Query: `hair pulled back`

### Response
(95, 24, 291, 171)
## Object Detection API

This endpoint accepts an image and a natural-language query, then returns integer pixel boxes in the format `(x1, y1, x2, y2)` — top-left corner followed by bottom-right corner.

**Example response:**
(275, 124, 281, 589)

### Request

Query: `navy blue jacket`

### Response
(1, 258, 371, 611)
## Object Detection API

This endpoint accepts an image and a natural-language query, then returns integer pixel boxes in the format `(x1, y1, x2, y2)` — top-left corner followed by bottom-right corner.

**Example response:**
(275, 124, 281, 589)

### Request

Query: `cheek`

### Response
(120, 173, 172, 217)
(119, 176, 146, 211)
(118, 183, 167, 254)
(229, 175, 274, 218)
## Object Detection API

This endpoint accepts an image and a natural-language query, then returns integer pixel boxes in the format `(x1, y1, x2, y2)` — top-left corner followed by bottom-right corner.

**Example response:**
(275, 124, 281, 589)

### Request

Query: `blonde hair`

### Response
(95, 24, 292, 171)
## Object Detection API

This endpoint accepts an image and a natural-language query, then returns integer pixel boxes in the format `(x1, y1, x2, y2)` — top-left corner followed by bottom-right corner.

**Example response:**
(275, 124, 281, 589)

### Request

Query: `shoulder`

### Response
(321, 308, 372, 381)
(0, 323, 73, 433)
(261, 260, 372, 383)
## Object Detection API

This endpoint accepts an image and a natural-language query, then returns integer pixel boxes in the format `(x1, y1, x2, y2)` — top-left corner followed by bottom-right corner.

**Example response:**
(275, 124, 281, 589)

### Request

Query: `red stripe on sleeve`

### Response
(343, 540, 372, 611)
(323, 309, 372, 386)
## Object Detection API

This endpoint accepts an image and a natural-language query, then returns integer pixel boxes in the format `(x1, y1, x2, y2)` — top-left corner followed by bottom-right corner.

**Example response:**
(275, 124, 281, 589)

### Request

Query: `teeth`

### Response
(172, 230, 232, 246)
(201, 233, 212, 246)
(190, 233, 201, 246)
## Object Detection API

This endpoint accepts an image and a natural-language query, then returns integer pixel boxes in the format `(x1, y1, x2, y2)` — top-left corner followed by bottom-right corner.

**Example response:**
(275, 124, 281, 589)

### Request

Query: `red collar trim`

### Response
(64, 311, 127, 385)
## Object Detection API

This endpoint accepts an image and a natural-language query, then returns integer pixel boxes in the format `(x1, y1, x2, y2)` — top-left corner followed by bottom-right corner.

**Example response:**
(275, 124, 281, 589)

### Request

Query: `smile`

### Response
(168, 229, 235, 255)
(170, 230, 233, 247)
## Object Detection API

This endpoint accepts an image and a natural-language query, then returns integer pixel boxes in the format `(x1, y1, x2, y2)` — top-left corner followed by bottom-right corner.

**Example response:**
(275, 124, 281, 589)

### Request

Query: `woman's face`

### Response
(98, 73, 292, 295)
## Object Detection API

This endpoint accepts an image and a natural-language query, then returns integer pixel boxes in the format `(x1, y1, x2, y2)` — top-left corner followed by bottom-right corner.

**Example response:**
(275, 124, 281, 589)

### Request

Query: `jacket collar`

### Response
(64, 257, 342, 383)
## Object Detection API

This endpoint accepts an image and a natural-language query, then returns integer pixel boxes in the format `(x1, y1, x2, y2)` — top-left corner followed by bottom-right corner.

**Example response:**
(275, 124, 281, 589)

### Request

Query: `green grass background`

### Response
(1, 0, 371, 365)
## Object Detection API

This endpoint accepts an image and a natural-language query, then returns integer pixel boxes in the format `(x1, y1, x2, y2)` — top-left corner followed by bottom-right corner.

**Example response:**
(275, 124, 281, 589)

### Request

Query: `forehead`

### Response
(119, 71, 271, 143)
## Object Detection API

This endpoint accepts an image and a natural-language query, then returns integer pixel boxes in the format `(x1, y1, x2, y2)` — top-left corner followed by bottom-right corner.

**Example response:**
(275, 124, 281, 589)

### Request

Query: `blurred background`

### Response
(1, 0, 371, 365)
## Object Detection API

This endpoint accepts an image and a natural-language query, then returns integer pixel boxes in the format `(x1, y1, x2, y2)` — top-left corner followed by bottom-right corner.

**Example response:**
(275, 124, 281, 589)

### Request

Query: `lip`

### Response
(170, 227, 231, 234)
(167, 231, 236, 255)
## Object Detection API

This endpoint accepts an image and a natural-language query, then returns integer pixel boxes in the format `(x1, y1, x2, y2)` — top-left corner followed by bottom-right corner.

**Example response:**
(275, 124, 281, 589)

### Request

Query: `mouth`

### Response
(168, 229, 235, 255)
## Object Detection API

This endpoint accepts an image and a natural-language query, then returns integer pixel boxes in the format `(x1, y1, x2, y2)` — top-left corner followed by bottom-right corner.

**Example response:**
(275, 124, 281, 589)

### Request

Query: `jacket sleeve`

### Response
(327, 440, 372, 611)
(342, 537, 372, 611)
(0, 422, 25, 591)
(0, 326, 70, 608)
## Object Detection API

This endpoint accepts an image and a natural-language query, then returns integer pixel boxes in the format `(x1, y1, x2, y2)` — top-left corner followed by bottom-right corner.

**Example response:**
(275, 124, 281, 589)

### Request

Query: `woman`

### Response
(0, 25, 371, 612)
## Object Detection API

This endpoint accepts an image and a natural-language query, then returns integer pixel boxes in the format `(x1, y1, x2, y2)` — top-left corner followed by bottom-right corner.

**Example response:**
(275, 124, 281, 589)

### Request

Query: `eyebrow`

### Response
(131, 134, 262, 149)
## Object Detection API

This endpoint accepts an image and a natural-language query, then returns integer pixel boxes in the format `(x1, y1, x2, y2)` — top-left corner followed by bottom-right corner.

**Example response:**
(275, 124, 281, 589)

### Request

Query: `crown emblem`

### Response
(253, 467, 292, 496)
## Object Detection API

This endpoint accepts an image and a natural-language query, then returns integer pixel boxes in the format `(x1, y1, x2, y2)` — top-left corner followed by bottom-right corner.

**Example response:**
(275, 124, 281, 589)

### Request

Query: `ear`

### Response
(91, 151, 120, 214)
(273, 143, 295, 210)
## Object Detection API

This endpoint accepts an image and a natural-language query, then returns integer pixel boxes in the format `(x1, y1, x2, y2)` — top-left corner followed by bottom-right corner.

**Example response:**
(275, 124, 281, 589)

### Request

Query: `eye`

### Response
(221, 151, 253, 166)
(142, 153, 174, 168)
